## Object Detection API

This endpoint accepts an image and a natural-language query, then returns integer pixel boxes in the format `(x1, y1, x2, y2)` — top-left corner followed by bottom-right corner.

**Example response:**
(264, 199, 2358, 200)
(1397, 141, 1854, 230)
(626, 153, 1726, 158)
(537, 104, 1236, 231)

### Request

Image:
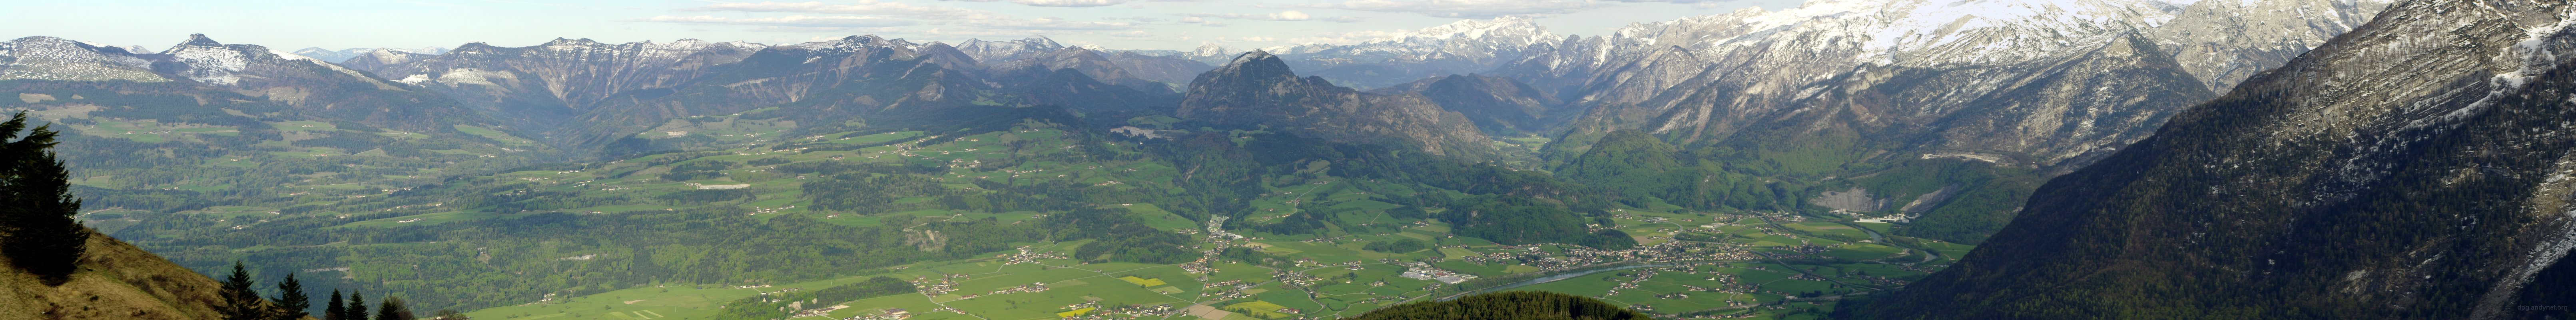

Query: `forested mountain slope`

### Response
(1846, 0, 2576, 318)
(1179, 51, 1493, 157)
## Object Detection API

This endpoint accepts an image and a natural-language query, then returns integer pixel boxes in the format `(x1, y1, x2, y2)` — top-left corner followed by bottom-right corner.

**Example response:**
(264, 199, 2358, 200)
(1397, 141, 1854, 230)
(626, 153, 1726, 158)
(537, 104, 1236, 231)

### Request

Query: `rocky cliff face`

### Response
(2149, 0, 2392, 91)
(349, 38, 765, 126)
(1848, 0, 2576, 317)
(1179, 51, 1491, 157)
(1507, 0, 2392, 168)
(1522, 0, 2227, 168)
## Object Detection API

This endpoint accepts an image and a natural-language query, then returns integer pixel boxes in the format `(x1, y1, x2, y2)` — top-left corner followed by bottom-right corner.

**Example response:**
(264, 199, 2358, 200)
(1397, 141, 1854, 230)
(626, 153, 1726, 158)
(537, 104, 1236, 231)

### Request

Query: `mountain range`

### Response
(1849, 0, 2576, 317)
(7, 0, 2572, 316)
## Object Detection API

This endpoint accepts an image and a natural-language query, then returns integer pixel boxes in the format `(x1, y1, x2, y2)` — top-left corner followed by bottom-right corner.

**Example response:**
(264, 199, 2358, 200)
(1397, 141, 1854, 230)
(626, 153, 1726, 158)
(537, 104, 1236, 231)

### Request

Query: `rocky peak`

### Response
(1190, 44, 1232, 56)
(1198, 50, 1296, 85)
(177, 34, 223, 48)
(158, 34, 263, 85)
(1179, 50, 1491, 157)
(542, 38, 601, 47)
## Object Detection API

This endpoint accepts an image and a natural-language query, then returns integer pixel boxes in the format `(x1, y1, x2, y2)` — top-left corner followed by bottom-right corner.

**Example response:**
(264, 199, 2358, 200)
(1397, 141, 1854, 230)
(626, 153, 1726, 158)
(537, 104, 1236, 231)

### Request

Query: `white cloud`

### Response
(682, 1, 986, 18)
(943, 0, 1134, 7)
(963, 18, 1140, 30)
(1185, 10, 1322, 21)
(1288, 30, 1408, 44)
(1310, 0, 1598, 18)
(627, 15, 919, 27)
(1320, 16, 1364, 22)
(1109, 30, 1154, 38)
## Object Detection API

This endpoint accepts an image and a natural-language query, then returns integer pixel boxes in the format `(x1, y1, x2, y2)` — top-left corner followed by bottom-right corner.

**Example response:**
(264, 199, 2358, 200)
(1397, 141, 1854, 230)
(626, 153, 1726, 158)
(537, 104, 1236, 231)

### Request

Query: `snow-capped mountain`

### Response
(291, 46, 448, 63)
(1259, 16, 1566, 89)
(0, 36, 166, 82)
(346, 38, 767, 126)
(559, 35, 991, 145)
(1509, 0, 2391, 168)
(1852, 0, 2576, 316)
(955, 36, 1063, 64)
(2, 34, 501, 131)
(1310, 16, 1561, 62)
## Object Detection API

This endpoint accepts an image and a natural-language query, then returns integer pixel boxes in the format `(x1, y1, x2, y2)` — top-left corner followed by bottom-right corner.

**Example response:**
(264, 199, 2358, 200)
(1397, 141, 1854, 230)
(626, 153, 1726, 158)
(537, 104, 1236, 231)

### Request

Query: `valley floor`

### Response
(465, 203, 1966, 320)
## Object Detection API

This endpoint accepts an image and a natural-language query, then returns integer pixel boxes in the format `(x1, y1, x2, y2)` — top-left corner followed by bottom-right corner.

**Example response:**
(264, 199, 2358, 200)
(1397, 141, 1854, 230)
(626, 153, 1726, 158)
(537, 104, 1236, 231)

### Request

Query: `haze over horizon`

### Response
(4, 0, 1794, 52)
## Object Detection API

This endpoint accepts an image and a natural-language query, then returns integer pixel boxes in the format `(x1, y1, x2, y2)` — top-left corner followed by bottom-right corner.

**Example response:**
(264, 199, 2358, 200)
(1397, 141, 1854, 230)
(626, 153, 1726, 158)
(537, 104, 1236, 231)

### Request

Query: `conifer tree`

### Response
(219, 261, 269, 320)
(345, 292, 369, 320)
(377, 296, 416, 320)
(0, 112, 87, 286)
(325, 290, 346, 320)
(273, 273, 311, 320)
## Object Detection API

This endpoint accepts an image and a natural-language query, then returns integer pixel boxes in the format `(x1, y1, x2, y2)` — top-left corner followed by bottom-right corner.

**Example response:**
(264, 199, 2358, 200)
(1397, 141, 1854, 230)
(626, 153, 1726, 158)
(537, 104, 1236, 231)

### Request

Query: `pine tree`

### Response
(219, 261, 269, 320)
(376, 296, 416, 320)
(345, 292, 369, 320)
(325, 290, 346, 320)
(0, 112, 88, 286)
(273, 273, 311, 320)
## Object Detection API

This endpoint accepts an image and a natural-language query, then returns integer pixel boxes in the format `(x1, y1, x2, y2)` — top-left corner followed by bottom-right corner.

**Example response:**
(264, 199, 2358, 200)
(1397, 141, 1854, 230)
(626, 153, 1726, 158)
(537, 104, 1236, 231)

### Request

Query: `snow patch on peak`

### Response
(0, 36, 169, 82)
(267, 48, 376, 80)
(1368, 16, 1558, 47)
(181, 34, 223, 47)
(160, 36, 253, 85)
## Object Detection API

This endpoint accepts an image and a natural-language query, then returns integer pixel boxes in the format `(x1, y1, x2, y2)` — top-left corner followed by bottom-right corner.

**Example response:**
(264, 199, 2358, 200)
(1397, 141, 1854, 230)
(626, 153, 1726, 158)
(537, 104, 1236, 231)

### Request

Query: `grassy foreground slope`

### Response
(0, 230, 231, 320)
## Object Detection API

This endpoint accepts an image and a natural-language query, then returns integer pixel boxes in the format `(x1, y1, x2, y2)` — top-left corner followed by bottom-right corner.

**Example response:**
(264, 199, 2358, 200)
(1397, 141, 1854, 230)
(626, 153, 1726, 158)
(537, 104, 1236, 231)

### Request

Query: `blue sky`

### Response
(6, 0, 1800, 52)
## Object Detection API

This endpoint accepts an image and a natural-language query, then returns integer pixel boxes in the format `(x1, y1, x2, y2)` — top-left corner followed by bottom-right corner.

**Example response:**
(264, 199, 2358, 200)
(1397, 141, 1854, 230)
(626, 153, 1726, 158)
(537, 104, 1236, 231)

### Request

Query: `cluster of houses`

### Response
(1001, 246, 1069, 265)
(959, 282, 1048, 299)
(909, 274, 968, 296)
(1394, 263, 1477, 284)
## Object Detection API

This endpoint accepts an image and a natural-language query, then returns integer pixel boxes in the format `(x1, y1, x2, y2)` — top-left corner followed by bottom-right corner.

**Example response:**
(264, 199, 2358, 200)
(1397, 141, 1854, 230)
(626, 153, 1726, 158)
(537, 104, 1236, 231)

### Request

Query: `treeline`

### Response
(1147, 130, 1620, 247)
(1045, 208, 1196, 264)
(1363, 238, 1429, 253)
(1557, 130, 1791, 211)
(1342, 291, 1649, 320)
